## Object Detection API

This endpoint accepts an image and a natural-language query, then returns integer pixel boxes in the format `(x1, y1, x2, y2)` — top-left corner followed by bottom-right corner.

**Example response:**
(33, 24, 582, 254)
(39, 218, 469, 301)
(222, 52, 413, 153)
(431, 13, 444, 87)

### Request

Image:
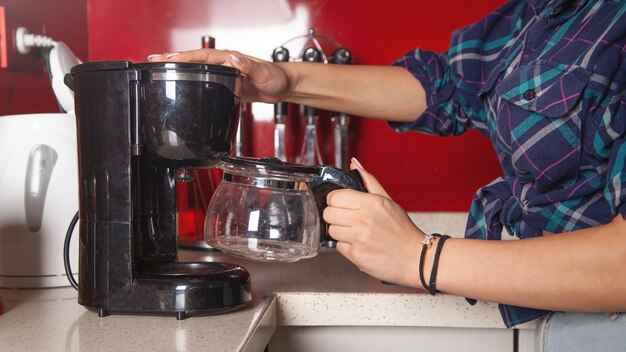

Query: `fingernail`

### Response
(229, 54, 244, 64)
(352, 157, 364, 170)
(146, 54, 161, 61)
(165, 52, 180, 59)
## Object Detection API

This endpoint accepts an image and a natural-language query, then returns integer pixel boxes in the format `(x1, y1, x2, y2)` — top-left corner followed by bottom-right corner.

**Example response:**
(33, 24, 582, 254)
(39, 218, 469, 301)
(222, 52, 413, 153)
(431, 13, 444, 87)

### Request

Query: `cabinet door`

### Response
(269, 326, 514, 352)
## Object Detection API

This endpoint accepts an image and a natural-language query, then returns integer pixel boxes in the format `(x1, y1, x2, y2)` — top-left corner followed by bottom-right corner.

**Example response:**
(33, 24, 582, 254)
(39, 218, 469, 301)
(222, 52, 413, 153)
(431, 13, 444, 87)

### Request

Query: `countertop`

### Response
(0, 213, 533, 352)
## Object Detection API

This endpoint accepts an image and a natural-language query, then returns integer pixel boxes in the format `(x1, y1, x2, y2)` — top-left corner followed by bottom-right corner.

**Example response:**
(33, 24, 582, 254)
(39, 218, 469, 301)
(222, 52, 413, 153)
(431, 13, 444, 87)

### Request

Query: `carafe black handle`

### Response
(310, 166, 366, 246)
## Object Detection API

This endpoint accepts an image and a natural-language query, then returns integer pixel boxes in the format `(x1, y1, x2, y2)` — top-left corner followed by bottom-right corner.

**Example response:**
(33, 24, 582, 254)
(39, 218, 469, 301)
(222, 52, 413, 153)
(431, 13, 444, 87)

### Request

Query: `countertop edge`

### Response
(240, 296, 277, 352)
(272, 291, 536, 330)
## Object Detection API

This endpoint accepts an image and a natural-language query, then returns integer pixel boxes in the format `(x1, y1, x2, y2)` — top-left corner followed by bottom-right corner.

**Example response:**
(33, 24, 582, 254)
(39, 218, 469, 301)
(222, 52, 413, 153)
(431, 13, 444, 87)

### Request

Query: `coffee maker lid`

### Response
(70, 61, 240, 76)
(134, 62, 240, 76)
(70, 61, 132, 73)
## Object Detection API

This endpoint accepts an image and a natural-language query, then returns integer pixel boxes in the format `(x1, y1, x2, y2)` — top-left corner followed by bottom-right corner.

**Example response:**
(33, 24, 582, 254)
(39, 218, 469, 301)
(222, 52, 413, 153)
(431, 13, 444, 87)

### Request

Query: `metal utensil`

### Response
(272, 46, 290, 161)
(297, 47, 323, 165)
(330, 47, 353, 169)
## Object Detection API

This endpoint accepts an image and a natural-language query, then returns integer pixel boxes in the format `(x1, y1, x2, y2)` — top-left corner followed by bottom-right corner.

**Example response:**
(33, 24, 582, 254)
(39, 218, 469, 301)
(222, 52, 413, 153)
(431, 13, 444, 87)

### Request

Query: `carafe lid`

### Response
(218, 157, 319, 181)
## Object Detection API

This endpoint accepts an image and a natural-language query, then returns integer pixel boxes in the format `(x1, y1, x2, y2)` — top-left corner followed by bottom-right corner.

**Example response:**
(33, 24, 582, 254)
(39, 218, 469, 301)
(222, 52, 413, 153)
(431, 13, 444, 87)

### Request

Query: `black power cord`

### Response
(64, 211, 79, 290)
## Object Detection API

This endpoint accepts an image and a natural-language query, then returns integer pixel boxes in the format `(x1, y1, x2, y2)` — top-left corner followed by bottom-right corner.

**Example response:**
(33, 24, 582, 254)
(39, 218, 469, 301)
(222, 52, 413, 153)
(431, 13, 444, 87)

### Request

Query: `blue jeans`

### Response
(537, 312, 626, 352)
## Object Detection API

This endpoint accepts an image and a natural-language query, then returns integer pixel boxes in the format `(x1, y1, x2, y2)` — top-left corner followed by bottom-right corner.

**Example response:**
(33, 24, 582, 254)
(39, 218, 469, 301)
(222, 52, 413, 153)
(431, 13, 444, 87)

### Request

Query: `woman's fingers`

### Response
(323, 205, 357, 226)
(326, 188, 365, 210)
(350, 158, 390, 198)
(147, 49, 231, 65)
(146, 50, 256, 77)
(146, 49, 256, 71)
(335, 241, 353, 261)
(327, 224, 352, 242)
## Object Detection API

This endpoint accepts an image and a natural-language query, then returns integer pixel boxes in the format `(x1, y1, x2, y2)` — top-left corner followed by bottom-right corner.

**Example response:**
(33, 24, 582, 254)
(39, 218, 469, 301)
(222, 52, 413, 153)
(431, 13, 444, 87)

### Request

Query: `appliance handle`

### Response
(24, 144, 58, 232)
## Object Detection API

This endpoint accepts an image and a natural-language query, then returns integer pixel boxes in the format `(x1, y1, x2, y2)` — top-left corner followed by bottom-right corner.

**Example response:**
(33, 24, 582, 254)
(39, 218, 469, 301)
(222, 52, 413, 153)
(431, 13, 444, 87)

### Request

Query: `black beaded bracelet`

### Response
(428, 234, 451, 295)
(418, 233, 441, 291)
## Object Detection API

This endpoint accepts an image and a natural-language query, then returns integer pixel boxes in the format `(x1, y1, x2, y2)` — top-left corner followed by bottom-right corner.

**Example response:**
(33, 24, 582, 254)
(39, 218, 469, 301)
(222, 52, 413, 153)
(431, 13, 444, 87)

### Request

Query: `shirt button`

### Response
(523, 89, 536, 101)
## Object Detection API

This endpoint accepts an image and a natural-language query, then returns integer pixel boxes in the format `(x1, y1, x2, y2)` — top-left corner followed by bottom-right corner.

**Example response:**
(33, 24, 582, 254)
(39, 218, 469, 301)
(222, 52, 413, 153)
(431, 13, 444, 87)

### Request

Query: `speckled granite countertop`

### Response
(0, 213, 532, 351)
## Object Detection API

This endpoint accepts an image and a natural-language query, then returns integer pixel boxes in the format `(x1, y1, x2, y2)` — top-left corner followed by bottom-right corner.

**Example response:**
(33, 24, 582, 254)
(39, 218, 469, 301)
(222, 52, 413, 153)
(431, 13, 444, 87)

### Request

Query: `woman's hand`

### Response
(323, 158, 426, 287)
(147, 49, 290, 103)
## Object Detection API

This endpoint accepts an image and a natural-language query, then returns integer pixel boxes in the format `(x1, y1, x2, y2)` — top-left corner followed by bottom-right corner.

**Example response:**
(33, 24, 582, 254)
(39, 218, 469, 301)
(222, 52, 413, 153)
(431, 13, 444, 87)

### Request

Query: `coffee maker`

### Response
(65, 61, 251, 319)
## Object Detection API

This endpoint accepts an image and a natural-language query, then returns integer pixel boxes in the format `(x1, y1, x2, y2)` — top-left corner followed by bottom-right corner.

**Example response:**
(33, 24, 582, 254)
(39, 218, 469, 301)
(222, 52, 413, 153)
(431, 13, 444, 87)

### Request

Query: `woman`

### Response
(149, 0, 626, 349)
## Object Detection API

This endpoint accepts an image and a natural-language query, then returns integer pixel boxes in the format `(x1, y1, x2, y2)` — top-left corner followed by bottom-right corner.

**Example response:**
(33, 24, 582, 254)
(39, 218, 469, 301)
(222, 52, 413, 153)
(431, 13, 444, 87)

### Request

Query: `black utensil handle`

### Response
(331, 47, 352, 65)
(303, 47, 322, 63)
(304, 105, 317, 119)
(330, 48, 351, 117)
(302, 47, 322, 118)
(272, 46, 290, 63)
(276, 102, 289, 117)
(273, 47, 290, 118)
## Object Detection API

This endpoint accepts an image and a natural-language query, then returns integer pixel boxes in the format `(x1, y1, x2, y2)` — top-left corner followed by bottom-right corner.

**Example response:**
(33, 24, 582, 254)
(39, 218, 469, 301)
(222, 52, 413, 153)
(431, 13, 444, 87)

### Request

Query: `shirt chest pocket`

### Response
(492, 60, 591, 192)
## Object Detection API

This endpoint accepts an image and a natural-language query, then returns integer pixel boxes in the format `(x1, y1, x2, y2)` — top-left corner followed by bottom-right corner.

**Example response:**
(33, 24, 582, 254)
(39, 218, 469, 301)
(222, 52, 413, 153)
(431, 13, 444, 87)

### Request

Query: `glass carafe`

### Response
(205, 157, 366, 262)
(205, 159, 321, 262)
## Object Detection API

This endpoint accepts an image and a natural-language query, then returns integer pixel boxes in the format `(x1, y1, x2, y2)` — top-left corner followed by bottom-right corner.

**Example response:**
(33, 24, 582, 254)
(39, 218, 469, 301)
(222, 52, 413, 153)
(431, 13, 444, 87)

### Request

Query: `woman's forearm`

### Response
(280, 62, 426, 122)
(428, 216, 626, 312)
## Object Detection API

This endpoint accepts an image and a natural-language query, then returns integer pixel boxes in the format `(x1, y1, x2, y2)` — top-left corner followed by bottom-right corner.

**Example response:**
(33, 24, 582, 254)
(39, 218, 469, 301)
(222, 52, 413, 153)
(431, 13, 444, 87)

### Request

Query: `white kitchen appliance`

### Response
(0, 42, 80, 287)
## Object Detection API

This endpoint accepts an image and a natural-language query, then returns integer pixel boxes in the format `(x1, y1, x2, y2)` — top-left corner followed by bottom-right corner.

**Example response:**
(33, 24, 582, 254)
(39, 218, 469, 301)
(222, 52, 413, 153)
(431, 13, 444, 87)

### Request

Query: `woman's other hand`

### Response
(147, 49, 290, 103)
(323, 158, 426, 287)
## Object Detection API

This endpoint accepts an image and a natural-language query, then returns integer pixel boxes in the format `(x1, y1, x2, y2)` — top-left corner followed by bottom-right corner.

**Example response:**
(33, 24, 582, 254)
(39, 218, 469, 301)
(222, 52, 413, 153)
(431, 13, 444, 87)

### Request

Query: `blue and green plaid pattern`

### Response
(392, 0, 626, 327)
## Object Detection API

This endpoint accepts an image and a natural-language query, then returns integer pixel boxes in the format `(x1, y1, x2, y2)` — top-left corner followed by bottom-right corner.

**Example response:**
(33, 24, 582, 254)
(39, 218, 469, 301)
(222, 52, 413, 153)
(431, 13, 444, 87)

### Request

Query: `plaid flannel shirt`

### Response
(392, 0, 626, 327)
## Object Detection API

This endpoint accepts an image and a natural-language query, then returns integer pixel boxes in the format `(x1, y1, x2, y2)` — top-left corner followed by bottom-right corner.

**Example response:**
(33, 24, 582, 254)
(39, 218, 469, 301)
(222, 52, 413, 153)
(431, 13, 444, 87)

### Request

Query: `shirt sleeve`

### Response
(389, 0, 526, 137)
(603, 96, 626, 219)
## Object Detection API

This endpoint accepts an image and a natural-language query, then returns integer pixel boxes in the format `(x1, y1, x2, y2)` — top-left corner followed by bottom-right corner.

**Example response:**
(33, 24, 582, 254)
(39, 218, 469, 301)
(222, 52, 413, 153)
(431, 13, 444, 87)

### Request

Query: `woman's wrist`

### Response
(398, 232, 436, 289)
(419, 235, 438, 288)
(274, 62, 297, 102)
(418, 233, 437, 289)
(279, 62, 330, 104)
(417, 233, 451, 294)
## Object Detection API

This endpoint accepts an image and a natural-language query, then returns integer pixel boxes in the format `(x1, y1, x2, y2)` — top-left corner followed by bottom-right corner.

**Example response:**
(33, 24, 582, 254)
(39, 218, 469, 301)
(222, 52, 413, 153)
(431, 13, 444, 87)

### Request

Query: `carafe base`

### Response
(209, 236, 319, 263)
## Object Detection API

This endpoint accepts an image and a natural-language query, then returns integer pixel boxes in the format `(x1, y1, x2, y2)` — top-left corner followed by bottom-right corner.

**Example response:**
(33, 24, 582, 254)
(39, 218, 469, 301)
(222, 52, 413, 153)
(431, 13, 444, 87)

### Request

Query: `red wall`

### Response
(0, 0, 88, 114)
(87, 0, 505, 212)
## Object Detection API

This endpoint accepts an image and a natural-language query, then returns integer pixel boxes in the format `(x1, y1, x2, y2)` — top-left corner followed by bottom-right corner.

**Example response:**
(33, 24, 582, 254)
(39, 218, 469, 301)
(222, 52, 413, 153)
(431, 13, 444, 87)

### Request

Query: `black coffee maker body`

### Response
(66, 61, 251, 319)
